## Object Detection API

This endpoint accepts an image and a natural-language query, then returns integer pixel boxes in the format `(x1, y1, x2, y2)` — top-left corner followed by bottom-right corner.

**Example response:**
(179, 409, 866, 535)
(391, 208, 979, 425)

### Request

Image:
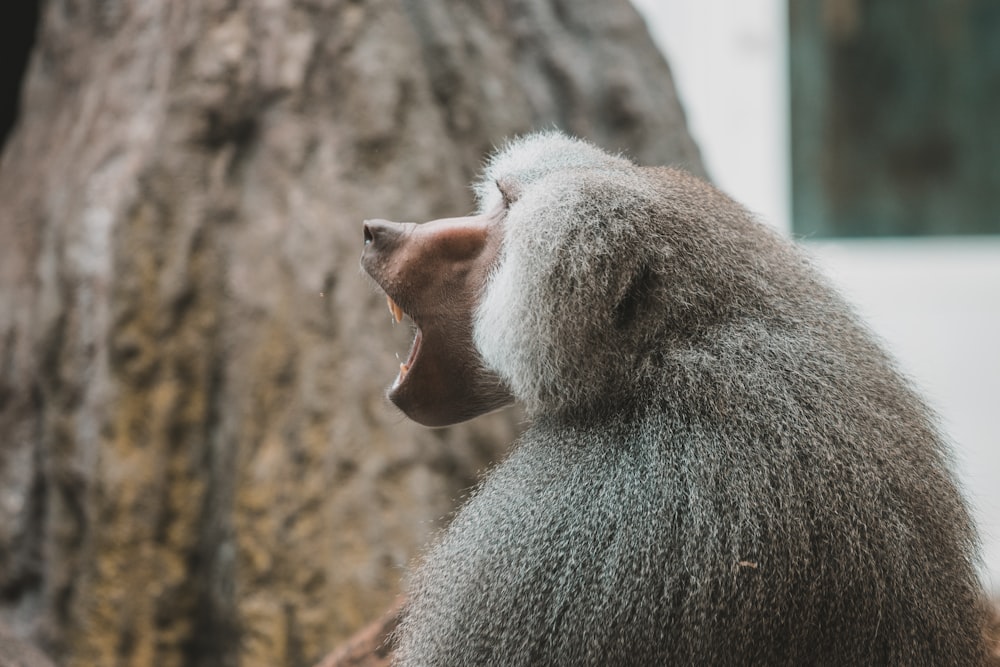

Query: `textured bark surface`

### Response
(0, 622, 56, 667)
(0, 1, 702, 665)
(314, 601, 400, 667)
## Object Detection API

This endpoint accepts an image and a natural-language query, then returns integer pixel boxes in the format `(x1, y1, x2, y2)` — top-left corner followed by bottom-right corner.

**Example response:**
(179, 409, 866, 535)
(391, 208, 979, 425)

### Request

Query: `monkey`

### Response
(360, 132, 989, 665)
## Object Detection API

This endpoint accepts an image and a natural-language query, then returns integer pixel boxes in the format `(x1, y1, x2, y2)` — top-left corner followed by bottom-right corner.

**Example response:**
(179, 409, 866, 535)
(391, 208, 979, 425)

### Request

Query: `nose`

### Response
(363, 219, 409, 251)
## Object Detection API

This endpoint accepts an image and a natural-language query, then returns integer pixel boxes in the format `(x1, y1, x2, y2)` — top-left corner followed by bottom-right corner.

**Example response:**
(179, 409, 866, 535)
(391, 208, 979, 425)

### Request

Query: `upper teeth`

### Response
(387, 295, 403, 323)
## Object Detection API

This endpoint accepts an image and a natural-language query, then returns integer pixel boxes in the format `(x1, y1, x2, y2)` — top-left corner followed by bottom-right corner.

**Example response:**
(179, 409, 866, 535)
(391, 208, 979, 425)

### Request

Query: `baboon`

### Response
(360, 132, 988, 665)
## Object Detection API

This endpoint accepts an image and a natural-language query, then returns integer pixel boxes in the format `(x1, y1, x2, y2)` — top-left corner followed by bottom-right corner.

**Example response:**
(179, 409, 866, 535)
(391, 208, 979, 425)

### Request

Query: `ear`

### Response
(612, 263, 656, 330)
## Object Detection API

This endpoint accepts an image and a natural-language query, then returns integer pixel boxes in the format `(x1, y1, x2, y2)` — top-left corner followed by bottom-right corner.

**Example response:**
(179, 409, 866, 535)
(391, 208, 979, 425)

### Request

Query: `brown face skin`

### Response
(360, 209, 514, 427)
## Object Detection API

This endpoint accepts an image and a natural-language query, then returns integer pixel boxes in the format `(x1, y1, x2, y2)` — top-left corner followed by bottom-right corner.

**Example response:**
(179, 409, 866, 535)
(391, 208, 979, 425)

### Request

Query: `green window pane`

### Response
(790, 0, 1000, 237)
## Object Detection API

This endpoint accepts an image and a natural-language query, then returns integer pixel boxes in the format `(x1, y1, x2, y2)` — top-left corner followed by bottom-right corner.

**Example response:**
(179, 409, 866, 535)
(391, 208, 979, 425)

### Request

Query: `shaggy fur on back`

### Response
(395, 132, 988, 666)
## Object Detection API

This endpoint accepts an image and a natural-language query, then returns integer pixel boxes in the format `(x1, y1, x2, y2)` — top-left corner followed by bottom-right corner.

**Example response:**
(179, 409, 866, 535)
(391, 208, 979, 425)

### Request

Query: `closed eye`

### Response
(496, 177, 521, 209)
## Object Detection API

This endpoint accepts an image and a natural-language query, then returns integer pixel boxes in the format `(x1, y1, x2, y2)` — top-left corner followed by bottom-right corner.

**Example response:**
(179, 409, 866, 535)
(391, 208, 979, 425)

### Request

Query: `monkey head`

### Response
(363, 132, 768, 424)
(360, 133, 631, 426)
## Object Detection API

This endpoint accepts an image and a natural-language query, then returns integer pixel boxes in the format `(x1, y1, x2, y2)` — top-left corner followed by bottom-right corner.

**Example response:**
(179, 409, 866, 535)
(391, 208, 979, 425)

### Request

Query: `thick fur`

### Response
(395, 133, 988, 665)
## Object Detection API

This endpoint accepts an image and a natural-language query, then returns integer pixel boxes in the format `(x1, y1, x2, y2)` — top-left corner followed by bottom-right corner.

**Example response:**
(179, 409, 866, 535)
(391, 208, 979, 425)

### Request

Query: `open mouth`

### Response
(386, 294, 422, 389)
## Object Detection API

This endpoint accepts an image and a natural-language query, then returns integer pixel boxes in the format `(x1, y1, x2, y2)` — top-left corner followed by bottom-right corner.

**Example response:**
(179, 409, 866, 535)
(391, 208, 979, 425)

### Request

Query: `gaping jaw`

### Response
(384, 294, 422, 394)
(360, 215, 514, 427)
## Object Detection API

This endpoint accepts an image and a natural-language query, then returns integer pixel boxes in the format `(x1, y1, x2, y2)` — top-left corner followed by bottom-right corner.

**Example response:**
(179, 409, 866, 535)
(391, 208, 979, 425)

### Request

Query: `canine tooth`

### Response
(399, 362, 409, 377)
(387, 295, 403, 323)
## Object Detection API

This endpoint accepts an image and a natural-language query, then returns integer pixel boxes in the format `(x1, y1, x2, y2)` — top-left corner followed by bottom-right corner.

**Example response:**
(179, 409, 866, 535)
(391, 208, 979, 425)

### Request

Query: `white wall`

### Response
(815, 239, 1000, 592)
(632, 0, 1000, 591)
(631, 0, 789, 231)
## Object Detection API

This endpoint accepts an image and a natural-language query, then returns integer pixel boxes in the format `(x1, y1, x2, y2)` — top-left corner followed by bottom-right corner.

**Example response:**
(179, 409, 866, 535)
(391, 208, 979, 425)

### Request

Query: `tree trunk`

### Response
(0, 1, 702, 665)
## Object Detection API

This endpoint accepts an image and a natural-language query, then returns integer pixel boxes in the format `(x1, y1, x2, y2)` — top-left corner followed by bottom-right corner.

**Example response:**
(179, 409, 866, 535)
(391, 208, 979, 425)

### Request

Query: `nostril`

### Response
(362, 219, 406, 251)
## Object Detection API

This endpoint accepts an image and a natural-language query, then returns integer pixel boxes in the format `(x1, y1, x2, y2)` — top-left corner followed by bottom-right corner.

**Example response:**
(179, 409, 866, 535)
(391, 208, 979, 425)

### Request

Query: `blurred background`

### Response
(0, 1, 997, 665)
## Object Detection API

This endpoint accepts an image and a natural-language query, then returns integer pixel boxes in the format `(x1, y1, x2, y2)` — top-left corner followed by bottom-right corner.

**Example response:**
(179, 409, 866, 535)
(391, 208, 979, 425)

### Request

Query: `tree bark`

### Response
(0, 1, 702, 665)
